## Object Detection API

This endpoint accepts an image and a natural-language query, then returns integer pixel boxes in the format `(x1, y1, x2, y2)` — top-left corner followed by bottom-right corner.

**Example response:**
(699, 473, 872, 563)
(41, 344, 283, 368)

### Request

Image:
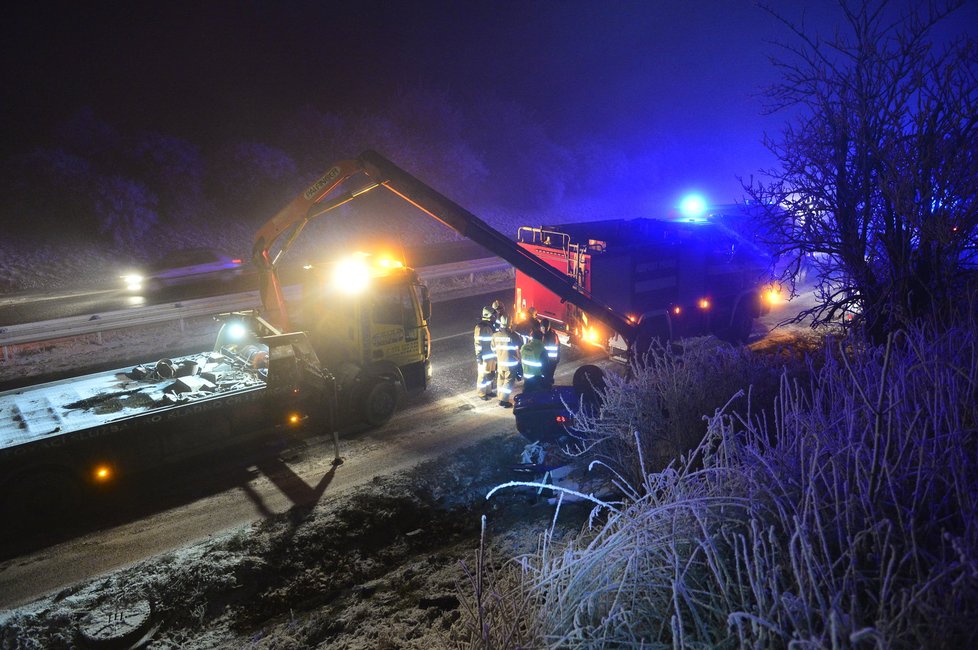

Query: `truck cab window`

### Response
(372, 289, 404, 325)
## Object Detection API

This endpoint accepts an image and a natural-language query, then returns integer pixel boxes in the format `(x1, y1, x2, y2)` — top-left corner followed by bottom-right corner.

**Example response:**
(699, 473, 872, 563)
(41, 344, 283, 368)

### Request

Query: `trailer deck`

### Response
(0, 351, 266, 455)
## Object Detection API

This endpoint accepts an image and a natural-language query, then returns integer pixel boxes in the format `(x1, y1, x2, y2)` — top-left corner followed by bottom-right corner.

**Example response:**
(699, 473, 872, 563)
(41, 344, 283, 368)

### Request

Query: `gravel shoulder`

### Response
(0, 431, 593, 649)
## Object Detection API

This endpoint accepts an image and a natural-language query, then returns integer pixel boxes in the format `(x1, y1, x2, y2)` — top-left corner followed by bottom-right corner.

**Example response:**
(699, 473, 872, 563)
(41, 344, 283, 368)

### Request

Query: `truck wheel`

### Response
(361, 380, 398, 427)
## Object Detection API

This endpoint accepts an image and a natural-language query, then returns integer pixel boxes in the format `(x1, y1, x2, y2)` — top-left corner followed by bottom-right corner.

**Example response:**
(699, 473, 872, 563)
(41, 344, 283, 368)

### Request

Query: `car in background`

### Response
(121, 248, 245, 293)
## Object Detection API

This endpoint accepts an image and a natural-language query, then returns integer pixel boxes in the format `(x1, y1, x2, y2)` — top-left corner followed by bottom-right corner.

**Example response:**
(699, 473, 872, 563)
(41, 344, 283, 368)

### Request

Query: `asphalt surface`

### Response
(0, 288, 606, 611)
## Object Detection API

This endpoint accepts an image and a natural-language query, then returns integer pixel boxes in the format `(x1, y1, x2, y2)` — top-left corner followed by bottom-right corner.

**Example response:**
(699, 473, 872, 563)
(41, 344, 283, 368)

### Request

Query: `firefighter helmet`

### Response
(482, 306, 493, 319)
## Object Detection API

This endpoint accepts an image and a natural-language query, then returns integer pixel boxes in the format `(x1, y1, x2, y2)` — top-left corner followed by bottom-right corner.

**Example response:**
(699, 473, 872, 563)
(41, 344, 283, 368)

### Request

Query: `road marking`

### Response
(0, 289, 117, 307)
(432, 330, 471, 343)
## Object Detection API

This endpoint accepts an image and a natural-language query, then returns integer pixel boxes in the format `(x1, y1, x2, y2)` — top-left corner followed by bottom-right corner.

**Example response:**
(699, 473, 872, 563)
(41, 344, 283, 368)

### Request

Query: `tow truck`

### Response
(0, 150, 681, 523)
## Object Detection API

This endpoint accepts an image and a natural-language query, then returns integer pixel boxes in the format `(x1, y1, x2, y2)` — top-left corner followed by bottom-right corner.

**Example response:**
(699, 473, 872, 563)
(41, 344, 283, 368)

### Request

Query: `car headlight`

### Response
(121, 274, 144, 290)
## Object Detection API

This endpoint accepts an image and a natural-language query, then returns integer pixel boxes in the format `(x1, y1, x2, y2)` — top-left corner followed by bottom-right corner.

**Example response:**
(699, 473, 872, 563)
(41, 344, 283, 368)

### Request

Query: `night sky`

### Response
(4, 0, 977, 210)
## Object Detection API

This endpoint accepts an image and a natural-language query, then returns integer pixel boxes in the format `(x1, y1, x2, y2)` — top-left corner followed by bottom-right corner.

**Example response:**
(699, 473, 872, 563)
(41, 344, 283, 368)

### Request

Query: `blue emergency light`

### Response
(679, 193, 708, 220)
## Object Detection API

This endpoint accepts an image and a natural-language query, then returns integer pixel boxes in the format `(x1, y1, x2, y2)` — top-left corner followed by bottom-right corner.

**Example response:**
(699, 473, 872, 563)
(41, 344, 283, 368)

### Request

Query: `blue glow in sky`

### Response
(3, 0, 976, 213)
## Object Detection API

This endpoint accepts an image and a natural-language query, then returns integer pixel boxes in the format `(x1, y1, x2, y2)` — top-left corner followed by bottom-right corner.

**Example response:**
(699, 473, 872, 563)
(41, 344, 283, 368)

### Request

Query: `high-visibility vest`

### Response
(542, 329, 560, 361)
(520, 339, 546, 378)
(474, 320, 496, 361)
(491, 328, 521, 367)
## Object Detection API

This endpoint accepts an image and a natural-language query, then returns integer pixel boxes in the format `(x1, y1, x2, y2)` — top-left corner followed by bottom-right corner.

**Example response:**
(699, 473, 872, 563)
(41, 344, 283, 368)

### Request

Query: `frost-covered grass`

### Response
(481, 324, 978, 648)
(569, 336, 799, 489)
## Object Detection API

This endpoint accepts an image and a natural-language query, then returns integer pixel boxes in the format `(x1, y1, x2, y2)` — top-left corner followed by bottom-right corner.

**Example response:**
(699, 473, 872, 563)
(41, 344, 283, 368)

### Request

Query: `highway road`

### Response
(0, 240, 489, 325)
(0, 288, 607, 610)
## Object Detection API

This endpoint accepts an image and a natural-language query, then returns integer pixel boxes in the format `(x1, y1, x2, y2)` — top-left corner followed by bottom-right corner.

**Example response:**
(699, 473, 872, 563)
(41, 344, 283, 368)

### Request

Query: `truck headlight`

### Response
(333, 255, 371, 294)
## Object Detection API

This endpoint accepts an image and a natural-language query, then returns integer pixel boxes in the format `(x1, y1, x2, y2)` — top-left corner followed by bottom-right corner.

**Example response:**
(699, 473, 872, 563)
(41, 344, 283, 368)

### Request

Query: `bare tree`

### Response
(747, 1, 978, 341)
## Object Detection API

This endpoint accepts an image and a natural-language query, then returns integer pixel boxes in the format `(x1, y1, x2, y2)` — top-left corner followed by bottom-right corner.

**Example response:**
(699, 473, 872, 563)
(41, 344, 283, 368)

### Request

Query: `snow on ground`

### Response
(0, 434, 593, 648)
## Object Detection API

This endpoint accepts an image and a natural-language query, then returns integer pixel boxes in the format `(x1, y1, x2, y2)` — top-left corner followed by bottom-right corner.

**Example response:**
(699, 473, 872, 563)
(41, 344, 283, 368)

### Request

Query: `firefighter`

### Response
(519, 306, 542, 343)
(519, 329, 547, 393)
(491, 314, 522, 407)
(540, 317, 560, 388)
(491, 299, 507, 331)
(474, 306, 497, 400)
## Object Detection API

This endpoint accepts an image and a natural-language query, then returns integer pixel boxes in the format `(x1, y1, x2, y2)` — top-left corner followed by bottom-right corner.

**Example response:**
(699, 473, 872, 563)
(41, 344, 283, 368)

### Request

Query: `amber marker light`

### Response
(288, 413, 302, 425)
(764, 285, 783, 305)
(93, 465, 112, 482)
(698, 298, 711, 310)
(672, 305, 682, 316)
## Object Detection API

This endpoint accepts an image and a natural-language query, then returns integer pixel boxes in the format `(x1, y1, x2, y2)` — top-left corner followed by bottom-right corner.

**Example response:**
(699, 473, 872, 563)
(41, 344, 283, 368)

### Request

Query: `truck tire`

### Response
(361, 380, 398, 427)
(78, 598, 155, 648)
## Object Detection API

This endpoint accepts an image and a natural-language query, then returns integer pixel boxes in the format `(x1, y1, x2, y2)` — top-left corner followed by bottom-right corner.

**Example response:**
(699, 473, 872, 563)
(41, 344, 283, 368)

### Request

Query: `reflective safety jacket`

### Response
(542, 329, 560, 362)
(519, 339, 546, 378)
(474, 319, 496, 361)
(491, 328, 522, 368)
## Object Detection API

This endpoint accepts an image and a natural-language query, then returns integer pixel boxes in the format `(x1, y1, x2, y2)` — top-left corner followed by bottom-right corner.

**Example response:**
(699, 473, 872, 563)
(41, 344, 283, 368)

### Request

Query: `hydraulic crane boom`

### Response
(252, 150, 639, 343)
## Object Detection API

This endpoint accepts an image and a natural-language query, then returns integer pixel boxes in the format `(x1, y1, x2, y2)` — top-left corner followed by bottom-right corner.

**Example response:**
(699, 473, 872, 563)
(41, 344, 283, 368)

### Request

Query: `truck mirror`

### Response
(420, 286, 432, 321)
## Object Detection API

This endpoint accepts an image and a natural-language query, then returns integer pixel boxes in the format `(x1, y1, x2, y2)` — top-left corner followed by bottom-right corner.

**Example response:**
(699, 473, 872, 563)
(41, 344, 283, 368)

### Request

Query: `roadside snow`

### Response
(0, 435, 590, 648)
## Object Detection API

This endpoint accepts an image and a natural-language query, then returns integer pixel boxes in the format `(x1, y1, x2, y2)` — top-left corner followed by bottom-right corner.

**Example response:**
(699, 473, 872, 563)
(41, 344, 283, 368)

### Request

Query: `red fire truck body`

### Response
(514, 218, 772, 356)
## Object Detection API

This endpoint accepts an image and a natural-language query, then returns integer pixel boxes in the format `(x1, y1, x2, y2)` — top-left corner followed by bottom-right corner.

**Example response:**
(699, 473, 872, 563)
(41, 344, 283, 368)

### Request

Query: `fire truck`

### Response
(513, 217, 774, 360)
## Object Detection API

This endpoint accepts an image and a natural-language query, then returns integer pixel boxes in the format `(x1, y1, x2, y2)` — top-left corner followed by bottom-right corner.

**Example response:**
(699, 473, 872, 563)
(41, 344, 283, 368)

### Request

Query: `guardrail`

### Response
(0, 257, 511, 354)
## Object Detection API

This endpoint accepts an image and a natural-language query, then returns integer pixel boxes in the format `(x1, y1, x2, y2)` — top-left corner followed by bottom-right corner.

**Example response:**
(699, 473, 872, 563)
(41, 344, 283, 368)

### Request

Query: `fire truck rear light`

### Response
(672, 305, 682, 316)
(698, 298, 711, 310)
(555, 415, 568, 423)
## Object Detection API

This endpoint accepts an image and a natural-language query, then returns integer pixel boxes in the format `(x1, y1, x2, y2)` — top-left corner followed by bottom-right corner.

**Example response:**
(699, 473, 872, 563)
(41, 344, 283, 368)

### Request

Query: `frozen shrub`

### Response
(491, 323, 978, 648)
(569, 336, 787, 489)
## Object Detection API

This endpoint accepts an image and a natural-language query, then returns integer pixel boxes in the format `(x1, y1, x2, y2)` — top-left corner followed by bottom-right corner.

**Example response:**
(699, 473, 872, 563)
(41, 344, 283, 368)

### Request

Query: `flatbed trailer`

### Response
(0, 336, 335, 524)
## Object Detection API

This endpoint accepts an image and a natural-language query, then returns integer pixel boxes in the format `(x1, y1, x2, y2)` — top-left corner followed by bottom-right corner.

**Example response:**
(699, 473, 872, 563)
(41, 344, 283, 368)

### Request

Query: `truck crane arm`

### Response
(252, 150, 639, 344)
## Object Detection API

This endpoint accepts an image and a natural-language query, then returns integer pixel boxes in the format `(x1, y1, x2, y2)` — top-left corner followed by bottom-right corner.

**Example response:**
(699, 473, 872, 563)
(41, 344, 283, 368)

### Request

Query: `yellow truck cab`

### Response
(294, 253, 432, 425)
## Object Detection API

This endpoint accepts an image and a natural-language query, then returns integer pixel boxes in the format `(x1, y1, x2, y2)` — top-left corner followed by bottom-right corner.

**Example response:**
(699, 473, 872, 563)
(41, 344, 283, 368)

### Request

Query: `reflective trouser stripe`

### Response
(498, 360, 519, 367)
(482, 353, 496, 360)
